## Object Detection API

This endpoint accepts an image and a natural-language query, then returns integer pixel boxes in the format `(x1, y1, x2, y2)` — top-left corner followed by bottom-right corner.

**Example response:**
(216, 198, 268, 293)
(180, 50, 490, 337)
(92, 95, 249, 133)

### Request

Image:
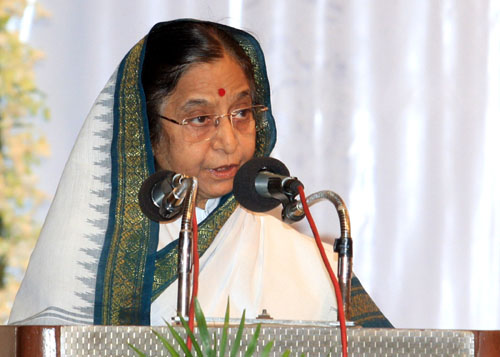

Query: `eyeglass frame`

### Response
(157, 104, 268, 141)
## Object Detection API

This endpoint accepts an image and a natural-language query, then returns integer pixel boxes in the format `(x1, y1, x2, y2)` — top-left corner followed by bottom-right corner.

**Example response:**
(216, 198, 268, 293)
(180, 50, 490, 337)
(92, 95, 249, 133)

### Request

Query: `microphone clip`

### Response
(158, 174, 189, 219)
(282, 200, 306, 223)
(139, 170, 188, 222)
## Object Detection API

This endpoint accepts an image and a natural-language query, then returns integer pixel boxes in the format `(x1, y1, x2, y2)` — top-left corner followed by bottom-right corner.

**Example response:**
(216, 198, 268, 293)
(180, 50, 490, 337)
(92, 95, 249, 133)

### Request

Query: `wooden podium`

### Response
(1, 324, 499, 356)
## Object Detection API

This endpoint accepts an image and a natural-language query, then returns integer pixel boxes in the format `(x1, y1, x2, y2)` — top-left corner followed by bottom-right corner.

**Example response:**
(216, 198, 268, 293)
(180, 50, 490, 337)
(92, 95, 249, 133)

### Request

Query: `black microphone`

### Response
(233, 157, 303, 213)
(138, 170, 186, 222)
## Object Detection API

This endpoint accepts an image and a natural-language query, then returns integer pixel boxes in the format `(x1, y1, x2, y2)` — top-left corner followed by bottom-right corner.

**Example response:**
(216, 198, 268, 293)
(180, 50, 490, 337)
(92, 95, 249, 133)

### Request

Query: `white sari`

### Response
(152, 206, 338, 324)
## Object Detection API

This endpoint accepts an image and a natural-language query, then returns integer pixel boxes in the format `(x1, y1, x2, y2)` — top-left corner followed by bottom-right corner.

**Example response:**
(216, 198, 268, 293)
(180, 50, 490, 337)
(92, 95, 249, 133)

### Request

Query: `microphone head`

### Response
(233, 157, 290, 212)
(138, 170, 176, 222)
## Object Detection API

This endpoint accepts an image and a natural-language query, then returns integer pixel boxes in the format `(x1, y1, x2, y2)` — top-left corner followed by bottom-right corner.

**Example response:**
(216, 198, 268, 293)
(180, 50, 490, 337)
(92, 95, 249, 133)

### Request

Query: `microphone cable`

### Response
(298, 186, 348, 357)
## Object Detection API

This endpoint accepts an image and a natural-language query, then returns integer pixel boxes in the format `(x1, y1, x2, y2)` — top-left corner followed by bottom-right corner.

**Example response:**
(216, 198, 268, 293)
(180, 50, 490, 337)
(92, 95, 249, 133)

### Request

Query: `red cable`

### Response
(298, 186, 348, 357)
(187, 210, 199, 350)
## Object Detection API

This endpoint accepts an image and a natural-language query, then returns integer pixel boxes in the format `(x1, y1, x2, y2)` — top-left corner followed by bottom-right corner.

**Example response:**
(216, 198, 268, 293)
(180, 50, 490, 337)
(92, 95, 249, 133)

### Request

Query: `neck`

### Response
(196, 198, 208, 209)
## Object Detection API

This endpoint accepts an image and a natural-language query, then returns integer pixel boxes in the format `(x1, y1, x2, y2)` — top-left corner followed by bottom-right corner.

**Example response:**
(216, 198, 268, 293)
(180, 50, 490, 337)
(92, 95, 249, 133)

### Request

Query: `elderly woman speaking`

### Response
(9, 19, 390, 327)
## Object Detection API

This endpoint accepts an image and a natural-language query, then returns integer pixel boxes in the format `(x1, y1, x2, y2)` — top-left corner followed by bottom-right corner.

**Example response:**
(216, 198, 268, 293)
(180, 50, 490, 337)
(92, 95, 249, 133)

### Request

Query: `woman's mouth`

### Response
(209, 164, 239, 179)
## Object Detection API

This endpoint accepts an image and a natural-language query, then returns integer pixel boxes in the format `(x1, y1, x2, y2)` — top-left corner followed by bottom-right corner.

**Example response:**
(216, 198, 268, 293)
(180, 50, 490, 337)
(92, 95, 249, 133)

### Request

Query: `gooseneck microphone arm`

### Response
(176, 176, 198, 319)
(284, 190, 353, 321)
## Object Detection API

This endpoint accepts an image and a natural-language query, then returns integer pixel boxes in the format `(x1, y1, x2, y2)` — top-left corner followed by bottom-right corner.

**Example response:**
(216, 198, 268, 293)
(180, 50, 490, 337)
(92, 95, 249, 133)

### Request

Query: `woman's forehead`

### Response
(164, 56, 252, 112)
(178, 90, 252, 110)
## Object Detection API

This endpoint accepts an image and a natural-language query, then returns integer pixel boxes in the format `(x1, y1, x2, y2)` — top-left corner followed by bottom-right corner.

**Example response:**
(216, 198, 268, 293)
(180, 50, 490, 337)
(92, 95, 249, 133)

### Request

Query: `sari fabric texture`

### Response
(9, 19, 391, 328)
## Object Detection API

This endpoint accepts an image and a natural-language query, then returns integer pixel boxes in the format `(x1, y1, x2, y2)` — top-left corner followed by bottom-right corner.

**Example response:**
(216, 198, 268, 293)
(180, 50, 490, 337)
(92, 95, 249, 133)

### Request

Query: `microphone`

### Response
(138, 170, 187, 222)
(233, 157, 303, 213)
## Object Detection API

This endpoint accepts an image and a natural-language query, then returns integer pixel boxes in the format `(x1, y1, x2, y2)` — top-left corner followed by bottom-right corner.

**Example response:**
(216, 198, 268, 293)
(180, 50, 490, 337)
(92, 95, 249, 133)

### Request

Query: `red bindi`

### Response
(218, 88, 226, 97)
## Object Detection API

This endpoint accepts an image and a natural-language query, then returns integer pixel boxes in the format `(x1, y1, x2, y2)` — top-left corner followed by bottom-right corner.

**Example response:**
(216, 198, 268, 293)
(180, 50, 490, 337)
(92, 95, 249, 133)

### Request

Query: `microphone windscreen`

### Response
(138, 170, 175, 222)
(233, 157, 290, 212)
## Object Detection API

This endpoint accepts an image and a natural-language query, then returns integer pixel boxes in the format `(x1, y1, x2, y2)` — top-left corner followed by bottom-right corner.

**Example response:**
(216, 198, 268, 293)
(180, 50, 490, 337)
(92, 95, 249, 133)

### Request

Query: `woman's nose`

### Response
(211, 115, 238, 153)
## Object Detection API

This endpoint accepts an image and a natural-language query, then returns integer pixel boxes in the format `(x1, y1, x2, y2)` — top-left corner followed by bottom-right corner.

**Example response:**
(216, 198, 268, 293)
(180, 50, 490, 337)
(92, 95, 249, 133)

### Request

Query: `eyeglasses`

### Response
(158, 105, 268, 143)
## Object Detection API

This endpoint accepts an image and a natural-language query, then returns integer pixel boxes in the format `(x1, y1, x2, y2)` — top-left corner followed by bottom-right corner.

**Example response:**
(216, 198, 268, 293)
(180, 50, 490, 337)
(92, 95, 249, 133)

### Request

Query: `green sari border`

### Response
(350, 275, 393, 328)
(94, 37, 158, 325)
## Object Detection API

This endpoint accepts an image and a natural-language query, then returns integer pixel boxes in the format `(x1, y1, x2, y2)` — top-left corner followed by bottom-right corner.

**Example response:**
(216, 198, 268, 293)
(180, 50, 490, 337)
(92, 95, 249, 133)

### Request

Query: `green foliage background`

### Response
(0, 0, 50, 322)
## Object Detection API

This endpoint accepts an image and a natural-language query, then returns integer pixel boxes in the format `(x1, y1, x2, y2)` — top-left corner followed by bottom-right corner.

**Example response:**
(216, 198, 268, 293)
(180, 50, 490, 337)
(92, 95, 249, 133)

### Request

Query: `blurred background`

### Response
(1, 0, 499, 330)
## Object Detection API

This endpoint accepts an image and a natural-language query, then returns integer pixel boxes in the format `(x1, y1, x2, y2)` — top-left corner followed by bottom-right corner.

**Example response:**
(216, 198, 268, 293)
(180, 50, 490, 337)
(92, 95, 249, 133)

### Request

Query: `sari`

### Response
(9, 19, 391, 328)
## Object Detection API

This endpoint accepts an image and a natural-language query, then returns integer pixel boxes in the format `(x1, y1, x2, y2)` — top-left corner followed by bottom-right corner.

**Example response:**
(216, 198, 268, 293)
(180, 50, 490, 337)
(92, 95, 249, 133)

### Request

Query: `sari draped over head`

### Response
(9, 19, 391, 328)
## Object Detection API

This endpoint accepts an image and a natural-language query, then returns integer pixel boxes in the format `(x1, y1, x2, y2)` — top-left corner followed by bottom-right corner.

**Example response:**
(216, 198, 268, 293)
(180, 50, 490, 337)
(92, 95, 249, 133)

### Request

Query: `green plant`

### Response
(130, 299, 280, 357)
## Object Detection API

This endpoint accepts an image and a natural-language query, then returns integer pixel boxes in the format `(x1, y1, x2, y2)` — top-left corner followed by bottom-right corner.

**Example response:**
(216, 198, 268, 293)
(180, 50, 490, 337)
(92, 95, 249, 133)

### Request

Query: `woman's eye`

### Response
(187, 115, 212, 126)
(232, 108, 251, 119)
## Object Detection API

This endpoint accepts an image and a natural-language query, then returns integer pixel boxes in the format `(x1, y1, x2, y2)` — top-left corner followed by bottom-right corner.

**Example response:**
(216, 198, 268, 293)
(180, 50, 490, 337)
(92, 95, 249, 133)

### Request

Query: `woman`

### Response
(9, 19, 391, 327)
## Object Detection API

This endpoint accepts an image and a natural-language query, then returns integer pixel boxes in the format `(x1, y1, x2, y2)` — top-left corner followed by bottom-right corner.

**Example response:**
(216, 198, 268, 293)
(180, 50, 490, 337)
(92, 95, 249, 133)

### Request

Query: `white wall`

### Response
(28, 0, 500, 330)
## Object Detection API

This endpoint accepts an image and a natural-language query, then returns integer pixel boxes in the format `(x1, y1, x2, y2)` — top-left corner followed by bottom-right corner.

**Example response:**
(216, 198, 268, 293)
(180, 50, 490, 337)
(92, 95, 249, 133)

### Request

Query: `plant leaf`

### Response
(210, 331, 217, 357)
(218, 298, 230, 357)
(179, 315, 203, 356)
(164, 324, 192, 356)
(152, 330, 180, 357)
(230, 309, 246, 357)
(128, 343, 147, 357)
(194, 299, 213, 354)
(282, 351, 291, 357)
(261, 341, 274, 357)
(244, 323, 261, 357)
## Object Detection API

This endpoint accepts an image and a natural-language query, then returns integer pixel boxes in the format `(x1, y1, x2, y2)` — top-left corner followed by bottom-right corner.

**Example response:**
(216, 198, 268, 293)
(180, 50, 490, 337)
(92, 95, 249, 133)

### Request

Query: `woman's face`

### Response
(154, 55, 256, 208)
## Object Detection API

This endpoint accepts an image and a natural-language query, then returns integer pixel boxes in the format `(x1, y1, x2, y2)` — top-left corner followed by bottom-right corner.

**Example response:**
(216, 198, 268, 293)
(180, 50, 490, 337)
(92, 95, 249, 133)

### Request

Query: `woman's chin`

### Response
(197, 184, 233, 204)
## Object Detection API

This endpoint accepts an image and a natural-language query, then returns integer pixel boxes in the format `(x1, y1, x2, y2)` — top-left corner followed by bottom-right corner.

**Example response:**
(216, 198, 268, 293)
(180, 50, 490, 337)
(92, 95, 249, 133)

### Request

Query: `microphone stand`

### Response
(284, 190, 353, 321)
(175, 176, 198, 319)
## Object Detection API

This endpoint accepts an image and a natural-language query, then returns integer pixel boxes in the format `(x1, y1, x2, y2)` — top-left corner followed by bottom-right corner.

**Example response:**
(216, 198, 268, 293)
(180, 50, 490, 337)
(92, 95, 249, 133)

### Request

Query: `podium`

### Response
(1, 324, 499, 356)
